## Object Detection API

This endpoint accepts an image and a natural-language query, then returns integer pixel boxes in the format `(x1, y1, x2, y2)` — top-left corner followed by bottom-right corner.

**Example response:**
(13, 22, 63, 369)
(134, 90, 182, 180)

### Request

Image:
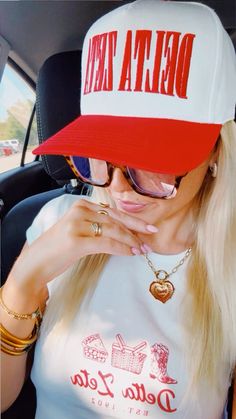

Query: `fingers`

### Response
(70, 215, 143, 253)
(82, 220, 142, 250)
(73, 199, 159, 235)
(64, 202, 143, 255)
(64, 199, 159, 257)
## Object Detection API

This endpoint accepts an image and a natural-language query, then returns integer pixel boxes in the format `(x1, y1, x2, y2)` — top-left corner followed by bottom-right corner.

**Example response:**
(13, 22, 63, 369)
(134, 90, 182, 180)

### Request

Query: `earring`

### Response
(209, 162, 218, 178)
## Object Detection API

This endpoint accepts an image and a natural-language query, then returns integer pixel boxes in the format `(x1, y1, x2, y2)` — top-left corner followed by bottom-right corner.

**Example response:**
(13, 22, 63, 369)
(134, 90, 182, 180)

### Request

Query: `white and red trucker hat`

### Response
(33, 0, 236, 174)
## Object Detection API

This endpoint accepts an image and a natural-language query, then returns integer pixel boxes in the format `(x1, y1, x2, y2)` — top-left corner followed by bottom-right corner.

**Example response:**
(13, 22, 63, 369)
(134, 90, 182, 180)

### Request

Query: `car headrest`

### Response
(36, 50, 82, 181)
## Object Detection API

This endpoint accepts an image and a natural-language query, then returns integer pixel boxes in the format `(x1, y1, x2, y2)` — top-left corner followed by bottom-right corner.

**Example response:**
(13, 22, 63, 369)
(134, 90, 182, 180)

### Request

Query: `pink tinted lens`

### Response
(127, 167, 176, 197)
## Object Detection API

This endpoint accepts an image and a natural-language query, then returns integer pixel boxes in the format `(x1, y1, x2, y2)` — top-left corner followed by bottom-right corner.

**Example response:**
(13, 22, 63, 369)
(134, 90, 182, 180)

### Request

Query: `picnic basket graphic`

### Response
(111, 334, 147, 374)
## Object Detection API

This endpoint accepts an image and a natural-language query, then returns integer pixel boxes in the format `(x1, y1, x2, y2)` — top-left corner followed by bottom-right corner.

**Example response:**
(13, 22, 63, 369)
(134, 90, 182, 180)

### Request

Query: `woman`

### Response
(1, 1, 236, 418)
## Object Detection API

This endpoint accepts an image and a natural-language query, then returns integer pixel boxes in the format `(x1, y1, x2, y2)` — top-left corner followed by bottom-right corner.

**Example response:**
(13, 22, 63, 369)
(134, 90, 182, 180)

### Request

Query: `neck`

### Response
(138, 204, 195, 255)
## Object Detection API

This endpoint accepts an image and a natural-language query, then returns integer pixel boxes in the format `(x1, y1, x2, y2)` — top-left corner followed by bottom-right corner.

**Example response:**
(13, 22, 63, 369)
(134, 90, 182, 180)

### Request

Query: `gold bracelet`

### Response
(1, 337, 31, 353)
(1, 335, 30, 349)
(0, 323, 39, 346)
(1, 343, 29, 356)
(0, 287, 42, 356)
(0, 286, 42, 322)
(0, 322, 39, 356)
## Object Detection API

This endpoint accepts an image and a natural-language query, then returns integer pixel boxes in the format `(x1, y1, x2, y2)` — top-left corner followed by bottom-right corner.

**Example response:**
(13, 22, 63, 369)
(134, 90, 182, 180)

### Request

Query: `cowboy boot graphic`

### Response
(150, 343, 177, 384)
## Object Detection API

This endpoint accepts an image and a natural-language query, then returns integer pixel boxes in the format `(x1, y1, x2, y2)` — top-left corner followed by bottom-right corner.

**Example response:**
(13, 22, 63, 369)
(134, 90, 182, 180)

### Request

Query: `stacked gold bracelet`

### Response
(0, 287, 42, 356)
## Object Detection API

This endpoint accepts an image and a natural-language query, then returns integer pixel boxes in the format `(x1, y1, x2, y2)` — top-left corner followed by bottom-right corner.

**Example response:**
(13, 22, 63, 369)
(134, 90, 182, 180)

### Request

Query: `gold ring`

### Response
(91, 222, 102, 237)
(97, 210, 109, 216)
(99, 202, 110, 208)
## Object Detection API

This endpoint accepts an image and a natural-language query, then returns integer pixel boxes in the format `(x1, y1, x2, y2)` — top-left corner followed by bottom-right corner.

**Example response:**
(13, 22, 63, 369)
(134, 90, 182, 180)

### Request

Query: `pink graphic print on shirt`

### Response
(111, 334, 147, 375)
(81, 333, 177, 384)
(82, 334, 108, 363)
(150, 343, 177, 384)
(74, 334, 178, 413)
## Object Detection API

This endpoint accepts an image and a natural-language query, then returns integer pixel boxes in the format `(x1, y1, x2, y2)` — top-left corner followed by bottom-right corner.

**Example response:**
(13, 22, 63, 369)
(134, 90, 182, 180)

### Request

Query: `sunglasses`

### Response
(65, 156, 187, 199)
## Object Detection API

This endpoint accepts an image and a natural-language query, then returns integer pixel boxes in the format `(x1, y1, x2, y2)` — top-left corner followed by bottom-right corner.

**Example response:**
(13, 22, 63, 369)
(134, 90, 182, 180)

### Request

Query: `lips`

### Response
(117, 199, 148, 213)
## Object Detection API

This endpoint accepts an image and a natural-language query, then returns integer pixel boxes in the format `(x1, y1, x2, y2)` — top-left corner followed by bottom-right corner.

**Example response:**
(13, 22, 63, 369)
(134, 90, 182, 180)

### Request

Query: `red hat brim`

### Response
(33, 115, 221, 174)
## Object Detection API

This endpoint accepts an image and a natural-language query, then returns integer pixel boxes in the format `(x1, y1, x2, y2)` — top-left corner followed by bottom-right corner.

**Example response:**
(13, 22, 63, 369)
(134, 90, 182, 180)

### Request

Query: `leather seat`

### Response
(1, 49, 88, 285)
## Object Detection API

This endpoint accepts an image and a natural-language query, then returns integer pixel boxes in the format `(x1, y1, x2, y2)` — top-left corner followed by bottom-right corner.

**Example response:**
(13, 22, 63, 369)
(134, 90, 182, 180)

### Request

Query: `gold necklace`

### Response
(144, 248, 192, 303)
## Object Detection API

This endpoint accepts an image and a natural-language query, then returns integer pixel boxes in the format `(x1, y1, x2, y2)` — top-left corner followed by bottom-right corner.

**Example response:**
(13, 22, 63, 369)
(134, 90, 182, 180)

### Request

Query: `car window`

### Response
(0, 62, 37, 173)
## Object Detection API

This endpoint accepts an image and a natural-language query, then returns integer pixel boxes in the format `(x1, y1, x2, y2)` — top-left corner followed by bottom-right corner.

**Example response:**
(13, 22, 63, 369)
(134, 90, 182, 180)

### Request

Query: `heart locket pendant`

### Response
(149, 270, 175, 303)
(149, 279, 175, 303)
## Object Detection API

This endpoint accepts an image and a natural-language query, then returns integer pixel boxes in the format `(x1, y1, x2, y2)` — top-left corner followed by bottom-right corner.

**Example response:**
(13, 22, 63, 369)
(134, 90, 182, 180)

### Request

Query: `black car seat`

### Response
(1, 49, 90, 285)
(1, 49, 88, 419)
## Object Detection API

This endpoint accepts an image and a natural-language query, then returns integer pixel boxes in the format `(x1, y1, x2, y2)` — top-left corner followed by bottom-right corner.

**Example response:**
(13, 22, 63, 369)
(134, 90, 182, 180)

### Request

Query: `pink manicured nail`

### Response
(146, 224, 159, 233)
(131, 247, 141, 255)
(141, 243, 153, 253)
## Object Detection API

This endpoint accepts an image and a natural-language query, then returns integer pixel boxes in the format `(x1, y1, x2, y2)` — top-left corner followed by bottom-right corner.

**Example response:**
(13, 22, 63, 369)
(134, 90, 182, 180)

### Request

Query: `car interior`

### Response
(0, 1, 235, 418)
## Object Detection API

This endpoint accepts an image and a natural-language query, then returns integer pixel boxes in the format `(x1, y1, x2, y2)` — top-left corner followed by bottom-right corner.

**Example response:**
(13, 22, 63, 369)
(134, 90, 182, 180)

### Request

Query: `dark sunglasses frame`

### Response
(66, 157, 187, 199)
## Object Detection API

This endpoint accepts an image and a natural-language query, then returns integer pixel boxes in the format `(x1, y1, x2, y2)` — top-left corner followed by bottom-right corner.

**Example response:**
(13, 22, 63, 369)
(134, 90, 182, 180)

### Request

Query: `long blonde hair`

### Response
(186, 120, 236, 389)
(44, 121, 236, 391)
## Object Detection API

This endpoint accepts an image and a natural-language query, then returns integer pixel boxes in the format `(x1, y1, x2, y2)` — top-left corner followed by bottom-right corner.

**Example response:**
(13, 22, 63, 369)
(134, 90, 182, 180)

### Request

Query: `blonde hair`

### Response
(186, 120, 236, 388)
(43, 121, 236, 392)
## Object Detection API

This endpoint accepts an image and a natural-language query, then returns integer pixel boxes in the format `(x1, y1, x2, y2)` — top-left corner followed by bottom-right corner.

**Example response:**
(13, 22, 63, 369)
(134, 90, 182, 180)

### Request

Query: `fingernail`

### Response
(141, 243, 153, 253)
(131, 247, 141, 255)
(146, 224, 159, 233)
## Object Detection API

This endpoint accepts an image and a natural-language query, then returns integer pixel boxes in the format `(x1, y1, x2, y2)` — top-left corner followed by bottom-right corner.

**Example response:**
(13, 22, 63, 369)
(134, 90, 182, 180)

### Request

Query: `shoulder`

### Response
(26, 193, 91, 244)
(40, 193, 89, 215)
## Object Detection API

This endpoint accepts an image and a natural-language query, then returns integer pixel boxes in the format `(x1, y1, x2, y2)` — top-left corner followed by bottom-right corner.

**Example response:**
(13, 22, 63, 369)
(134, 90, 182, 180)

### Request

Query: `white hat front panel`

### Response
(81, 0, 236, 125)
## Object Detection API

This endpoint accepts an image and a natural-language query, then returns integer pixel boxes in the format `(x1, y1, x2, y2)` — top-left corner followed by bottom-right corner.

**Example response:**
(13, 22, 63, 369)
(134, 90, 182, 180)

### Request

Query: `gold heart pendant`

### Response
(149, 280, 175, 303)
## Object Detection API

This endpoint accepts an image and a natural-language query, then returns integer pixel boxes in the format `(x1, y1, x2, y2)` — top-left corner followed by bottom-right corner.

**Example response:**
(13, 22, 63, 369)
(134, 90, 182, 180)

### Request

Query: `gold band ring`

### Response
(97, 210, 109, 216)
(91, 222, 102, 237)
(99, 202, 110, 208)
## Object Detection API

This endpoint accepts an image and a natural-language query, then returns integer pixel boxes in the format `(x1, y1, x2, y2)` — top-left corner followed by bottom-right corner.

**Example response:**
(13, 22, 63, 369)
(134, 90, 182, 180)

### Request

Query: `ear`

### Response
(208, 142, 220, 167)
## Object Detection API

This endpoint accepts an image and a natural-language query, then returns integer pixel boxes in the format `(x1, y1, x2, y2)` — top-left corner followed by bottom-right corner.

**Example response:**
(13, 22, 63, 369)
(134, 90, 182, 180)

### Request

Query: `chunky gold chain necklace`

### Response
(143, 248, 192, 303)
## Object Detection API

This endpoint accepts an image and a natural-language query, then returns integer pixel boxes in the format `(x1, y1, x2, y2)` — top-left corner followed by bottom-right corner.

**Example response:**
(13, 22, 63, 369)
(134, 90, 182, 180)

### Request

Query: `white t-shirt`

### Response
(26, 194, 229, 419)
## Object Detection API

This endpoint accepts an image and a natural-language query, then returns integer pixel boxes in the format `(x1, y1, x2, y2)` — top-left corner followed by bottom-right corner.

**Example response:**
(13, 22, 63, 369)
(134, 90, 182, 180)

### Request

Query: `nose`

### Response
(109, 167, 133, 193)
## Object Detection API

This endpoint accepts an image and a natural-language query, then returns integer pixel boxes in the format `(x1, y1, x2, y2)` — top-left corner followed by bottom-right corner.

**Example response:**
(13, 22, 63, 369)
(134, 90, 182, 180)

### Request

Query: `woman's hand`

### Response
(0, 198, 158, 409)
(6, 199, 158, 299)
